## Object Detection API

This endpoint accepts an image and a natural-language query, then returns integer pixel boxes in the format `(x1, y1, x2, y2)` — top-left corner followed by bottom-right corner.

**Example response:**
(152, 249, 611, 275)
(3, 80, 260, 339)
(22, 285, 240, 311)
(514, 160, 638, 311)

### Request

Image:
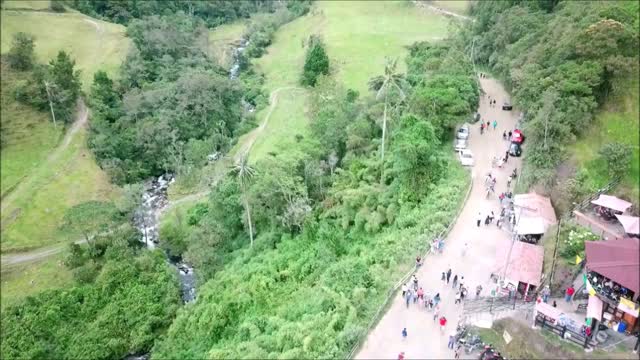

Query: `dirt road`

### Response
(1, 100, 89, 215)
(355, 77, 522, 359)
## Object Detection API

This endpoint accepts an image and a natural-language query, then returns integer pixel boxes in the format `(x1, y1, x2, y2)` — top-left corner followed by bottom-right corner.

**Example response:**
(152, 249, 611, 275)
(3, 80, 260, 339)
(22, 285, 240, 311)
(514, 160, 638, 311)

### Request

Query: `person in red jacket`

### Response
(398, 352, 405, 360)
(439, 316, 447, 333)
(565, 286, 575, 302)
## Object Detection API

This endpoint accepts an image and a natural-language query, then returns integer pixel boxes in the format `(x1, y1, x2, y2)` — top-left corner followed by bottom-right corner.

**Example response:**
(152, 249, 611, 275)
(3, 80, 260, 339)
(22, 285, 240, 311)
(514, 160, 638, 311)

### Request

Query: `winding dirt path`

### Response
(1, 100, 89, 215)
(2, 87, 303, 267)
(413, 1, 472, 21)
(355, 77, 522, 360)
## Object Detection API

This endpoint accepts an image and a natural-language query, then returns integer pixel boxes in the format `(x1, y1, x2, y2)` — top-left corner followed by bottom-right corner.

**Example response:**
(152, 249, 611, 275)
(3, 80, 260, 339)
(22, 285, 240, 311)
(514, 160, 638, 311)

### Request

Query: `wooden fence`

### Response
(534, 313, 594, 349)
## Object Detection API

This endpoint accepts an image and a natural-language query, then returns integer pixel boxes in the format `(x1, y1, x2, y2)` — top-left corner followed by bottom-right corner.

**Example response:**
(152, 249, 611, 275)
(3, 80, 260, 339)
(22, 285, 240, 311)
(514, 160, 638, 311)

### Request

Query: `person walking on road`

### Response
(433, 304, 440, 322)
(439, 316, 447, 334)
(476, 285, 483, 299)
(452, 275, 458, 289)
(455, 291, 461, 305)
(507, 175, 512, 188)
(434, 293, 441, 306)
(446, 269, 452, 284)
(492, 120, 497, 130)
(402, 327, 408, 340)
(459, 276, 465, 291)
(402, 283, 408, 298)
(448, 332, 456, 349)
(565, 286, 575, 302)
(502, 131, 507, 140)
(398, 352, 405, 360)
(405, 289, 412, 308)
(454, 345, 462, 359)
(477, 212, 482, 227)
(486, 121, 490, 130)
(461, 243, 467, 257)
(442, 271, 446, 282)
(542, 285, 551, 303)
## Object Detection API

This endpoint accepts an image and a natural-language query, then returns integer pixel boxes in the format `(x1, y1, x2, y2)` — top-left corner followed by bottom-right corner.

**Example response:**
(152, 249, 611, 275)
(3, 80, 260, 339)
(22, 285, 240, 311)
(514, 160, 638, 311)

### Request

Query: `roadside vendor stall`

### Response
(591, 194, 632, 221)
(584, 238, 640, 335)
(615, 214, 639, 238)
(514, 216, 546, 244)
(494, 239, 544, 300)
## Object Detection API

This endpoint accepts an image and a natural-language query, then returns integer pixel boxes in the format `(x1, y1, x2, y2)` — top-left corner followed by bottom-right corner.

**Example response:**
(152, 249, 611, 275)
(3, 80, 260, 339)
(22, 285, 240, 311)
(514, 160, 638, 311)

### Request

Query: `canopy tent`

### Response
(615, 214, 640, 235)
(494, 239, 544, 287)
(515, 216, 546, 235)
(591, 194, 632, 213)
(585, 238, 640, 294)
(514, 193, 557, 229)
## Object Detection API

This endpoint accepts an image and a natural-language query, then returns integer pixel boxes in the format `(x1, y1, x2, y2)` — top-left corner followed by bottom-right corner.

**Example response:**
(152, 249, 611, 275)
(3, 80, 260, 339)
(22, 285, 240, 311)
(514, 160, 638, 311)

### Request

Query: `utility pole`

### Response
(43, 81, 57, 128)
(548, 218, 563, 289)
(501, 204, 536, 283)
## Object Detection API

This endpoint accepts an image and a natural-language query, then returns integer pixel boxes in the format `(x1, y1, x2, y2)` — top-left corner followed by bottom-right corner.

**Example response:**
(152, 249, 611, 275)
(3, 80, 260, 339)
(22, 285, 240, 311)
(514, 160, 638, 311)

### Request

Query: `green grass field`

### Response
(1, 9, 130, 88)
(208, 20, 248, 69)
(1, 253, 72, 310)
(1, 10, 127, 252)
(1, 0, 51, 10)
(1, 122, 120, 252)
(246, 1, 451, 161)
(1, 61, 62, 196)
(572, 77, 639, 203)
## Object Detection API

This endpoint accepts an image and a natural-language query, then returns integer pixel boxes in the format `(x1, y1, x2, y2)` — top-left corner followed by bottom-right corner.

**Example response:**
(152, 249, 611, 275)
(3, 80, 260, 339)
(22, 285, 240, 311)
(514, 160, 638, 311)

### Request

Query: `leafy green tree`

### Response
(301, 36, 330, 86)
(232, 155, 256, 247)
(599, 142, 633, 178)
(391, 115, 444, 197)
(7, 32, 35, 71)
(62, 201, 119, 249)
(368, 58, 407, 183)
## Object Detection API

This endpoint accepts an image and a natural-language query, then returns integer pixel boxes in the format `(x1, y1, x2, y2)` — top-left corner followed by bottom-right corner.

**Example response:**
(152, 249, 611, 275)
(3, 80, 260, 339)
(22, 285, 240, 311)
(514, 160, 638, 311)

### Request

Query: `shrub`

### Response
(598, 142, 633, 178)
(7, 32, 35, 71)
(50, 0, 66, 12)
(301, 36, 330, 87)
(559, 226, 599, 260)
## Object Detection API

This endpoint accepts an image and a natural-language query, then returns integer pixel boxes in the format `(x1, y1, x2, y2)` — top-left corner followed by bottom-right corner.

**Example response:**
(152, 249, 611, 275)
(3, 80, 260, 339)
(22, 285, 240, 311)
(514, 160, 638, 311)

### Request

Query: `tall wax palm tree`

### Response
(368, 58, 406, 184)
(232, 154, 256, 247)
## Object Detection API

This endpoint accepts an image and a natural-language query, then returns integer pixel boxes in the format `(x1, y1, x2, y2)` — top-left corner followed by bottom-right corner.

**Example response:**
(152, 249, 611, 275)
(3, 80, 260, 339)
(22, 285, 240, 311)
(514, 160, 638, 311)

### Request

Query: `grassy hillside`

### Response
(0, 9, 130, 88)
(1, 253, 72, 310)
(0, 61, 61, 196)
(1, 0, 51, 10)
(1, 9, 128, 253)
(572, 77, 640, 204)
(244, 1, 452, 162)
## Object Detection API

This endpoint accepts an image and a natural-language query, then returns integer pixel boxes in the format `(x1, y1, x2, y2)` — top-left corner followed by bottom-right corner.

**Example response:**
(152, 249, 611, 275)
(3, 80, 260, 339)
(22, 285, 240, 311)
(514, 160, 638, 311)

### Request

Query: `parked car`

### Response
(458, 149, 474, 166)
(511, 129, 525, 144)
(502, 101, 513, 111)
(457, 124, 470, 140)
(454, 138, 468, 151)
(472, 112, 481, 123)
(509, 142, 522, 157)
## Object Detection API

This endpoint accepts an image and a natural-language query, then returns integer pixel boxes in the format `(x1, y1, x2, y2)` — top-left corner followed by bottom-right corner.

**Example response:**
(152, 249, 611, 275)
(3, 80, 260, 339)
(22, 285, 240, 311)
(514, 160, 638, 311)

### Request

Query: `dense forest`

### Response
(87, 2, 311, 185)
(70, 0, 308, 26)
(151, 39, 478, 358)
(465, 0, 639, 201)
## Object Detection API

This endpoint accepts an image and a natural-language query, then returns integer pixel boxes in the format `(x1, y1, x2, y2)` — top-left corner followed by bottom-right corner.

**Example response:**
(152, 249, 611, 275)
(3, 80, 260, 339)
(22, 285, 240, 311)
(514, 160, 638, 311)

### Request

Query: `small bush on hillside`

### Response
(7, 32, 35, 71)
(599, 142, 633, 178)
(50, 0, 65, 12)
(301, 36, 330, 87)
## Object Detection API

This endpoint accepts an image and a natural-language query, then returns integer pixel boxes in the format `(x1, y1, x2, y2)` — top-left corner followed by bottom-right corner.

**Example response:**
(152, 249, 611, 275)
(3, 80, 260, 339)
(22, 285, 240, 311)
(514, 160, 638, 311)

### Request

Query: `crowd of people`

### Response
(395, 75, 518, 360)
